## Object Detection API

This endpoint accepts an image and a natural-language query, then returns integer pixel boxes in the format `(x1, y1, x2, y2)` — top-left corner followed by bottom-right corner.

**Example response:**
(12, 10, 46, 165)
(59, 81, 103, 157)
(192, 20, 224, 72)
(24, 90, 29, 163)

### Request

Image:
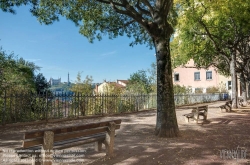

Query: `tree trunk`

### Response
(240, 72, 247, 106)
(230, 53, 238, 109)
(154, 38, 179, 138)
(248, 83, 250, 100)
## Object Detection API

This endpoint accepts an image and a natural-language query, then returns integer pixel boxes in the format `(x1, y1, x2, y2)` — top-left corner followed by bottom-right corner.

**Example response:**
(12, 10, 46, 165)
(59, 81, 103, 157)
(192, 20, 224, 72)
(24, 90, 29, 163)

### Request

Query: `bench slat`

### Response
(17, 134, 106, 158)
(24, 119, 121, 139)
(22, 125, 120, 148)
(54, 135, 105, 150)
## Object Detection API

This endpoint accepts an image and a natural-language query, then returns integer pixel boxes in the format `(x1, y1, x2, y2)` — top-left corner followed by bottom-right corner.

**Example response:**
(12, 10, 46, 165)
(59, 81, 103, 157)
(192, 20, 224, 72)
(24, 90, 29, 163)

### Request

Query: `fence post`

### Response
(151, 94, 153, 108)
(2, 90, 6, 126)
(136, 95, 139, 112)
(77, 93, 79, 118)
(101, 94, 104, 116)
(46, 91, 48, 122)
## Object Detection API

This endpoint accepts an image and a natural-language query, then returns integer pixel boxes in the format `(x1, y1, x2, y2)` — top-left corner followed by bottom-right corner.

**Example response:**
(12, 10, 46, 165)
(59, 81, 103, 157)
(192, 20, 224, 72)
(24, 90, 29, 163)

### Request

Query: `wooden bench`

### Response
(192, 105, 208, 123)
(183, 113, 194, 123)
(183, 105, 208, 123)
(15, 119, 122, 165)
(219, 101, 232, 112)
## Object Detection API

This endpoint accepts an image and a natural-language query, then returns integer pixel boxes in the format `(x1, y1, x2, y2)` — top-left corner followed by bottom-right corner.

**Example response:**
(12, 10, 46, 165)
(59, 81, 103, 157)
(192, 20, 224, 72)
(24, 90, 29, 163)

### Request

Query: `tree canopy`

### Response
(173, 0, 250, 107)
(0, 47, 40, 94)
(1, 0, 180, 138)
(127, 70, 152, 94)
(34, 73, 51, 94)
(173, 0, 250, 71)
(70, 72, 93, 95)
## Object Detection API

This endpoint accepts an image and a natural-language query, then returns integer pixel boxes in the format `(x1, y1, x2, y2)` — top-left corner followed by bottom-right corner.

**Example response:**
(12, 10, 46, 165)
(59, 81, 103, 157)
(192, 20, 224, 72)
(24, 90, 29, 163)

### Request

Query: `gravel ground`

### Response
(0, 101, 249, 165)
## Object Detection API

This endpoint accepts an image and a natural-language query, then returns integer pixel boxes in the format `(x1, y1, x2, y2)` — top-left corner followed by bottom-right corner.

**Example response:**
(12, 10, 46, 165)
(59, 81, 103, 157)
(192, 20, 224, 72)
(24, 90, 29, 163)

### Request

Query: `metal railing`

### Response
(0, 91, 228, 125)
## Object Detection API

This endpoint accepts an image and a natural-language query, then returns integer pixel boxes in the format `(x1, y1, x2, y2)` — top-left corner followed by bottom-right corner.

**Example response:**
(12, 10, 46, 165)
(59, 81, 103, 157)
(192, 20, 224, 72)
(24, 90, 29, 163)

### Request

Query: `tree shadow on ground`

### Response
(0, 102, 249, 165)
(84, 112, 250, 165)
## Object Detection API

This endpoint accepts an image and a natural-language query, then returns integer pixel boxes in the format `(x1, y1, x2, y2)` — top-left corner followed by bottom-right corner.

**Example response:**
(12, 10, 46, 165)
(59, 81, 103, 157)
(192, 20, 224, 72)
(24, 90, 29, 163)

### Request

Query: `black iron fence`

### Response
(0, 91, 228, 125)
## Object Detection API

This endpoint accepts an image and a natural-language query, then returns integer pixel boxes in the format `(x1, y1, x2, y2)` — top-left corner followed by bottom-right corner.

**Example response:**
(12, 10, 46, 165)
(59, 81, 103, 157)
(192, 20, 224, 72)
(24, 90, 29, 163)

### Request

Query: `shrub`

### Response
(206, 86, 219, 93)
(195, 88, 203, 94)
(174, 85, 191, 94)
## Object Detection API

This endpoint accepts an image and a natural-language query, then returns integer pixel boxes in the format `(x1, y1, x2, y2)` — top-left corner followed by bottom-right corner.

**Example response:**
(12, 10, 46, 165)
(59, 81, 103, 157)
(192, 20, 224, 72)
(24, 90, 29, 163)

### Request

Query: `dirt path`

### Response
(0, 101, 249, 165)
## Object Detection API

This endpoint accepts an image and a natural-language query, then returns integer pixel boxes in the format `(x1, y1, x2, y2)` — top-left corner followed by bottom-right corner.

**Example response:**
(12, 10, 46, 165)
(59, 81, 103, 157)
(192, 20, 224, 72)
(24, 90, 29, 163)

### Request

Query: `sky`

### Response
(0, 6, 155, 83)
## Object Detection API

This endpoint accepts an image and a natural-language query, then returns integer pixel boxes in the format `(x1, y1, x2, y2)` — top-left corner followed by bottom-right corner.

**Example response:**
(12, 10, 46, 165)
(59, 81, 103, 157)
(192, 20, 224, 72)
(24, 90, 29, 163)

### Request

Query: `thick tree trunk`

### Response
(230, 53, 238, 109)
(240, 72, 247, 106)
(248, 83, 250, 100)
(154, 38, 179, 138)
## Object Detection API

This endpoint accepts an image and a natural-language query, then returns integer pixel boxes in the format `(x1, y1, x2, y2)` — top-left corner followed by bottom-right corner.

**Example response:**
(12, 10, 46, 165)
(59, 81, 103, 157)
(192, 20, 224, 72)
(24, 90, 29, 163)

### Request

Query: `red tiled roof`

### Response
(117, 80, 129, 84)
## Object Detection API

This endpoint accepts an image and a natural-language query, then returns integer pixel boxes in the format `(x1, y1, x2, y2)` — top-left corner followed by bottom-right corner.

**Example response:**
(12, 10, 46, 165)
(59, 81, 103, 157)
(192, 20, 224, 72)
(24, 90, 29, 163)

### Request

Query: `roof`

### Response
(109, 82, 126, 88)
(117, 80, 129, 84)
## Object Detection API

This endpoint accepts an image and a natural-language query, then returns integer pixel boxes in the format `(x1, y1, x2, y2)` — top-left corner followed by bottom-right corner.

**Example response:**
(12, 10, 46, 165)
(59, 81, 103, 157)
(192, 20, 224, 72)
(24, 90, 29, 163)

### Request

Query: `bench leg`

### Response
(220, 106, 226, 112)
(105, 122, 116, 157)
(184, 116, 192, 123)
(194, 114, 199, 123)
(32, 153, 41, 165)
(42, 131, 54, 165)
(204, 115, 207, 120)
(193, 113, 199, 123)
(196, 115, 199, 123)
(95, 141, 103, 152)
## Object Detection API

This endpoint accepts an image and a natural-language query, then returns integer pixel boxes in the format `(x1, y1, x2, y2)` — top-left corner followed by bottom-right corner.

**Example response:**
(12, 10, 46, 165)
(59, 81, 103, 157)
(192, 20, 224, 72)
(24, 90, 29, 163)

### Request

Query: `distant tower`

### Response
(68, 72, 70, 86)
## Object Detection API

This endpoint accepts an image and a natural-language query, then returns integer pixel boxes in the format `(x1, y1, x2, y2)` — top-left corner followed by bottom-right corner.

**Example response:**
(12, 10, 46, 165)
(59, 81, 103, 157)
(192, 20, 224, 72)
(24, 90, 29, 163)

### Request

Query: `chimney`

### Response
(95, 84, 98, 94)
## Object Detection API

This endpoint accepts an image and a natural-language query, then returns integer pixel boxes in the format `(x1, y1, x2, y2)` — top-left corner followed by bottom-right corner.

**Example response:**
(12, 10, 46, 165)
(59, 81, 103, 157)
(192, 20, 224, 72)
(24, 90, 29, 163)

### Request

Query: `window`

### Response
(206, 71, 212, 80)
(228, 81, 232, 90)
(174, 73, 179, 81)
(194, 72, 200, 80)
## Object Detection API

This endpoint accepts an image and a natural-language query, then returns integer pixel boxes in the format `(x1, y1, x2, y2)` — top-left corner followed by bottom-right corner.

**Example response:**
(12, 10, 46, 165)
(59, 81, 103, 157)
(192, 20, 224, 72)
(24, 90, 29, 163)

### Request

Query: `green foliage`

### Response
(147, 63, 157, 93)
(206, 83, 228, 93)
(173, 84, 191, 94)
(69, 72, 94, 116)
(70, 72, 93, 95)
(206, 86, 219, 93)
(0, 47, 40, 95)
(0, 0, 182, 136)
(118, 98, 135, 113)
(102, 82, 125, 95)
(127, 70, 152, 94)
(174, 0, 250, 75)
(171, 34, 190, 68)
(34, 73, 51, 94)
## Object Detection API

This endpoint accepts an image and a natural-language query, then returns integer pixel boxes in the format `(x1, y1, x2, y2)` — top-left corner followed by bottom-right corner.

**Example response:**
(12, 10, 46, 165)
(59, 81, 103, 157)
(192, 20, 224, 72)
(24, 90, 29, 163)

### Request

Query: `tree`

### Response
(0, 47, 39, 94)
(102, 82, 125, 95)
(127, 70, 152, 94)
(235, 36, 250, 105)
(0, 0, 180, 137)
(173, 0, 250, 108)
(34, 73, 51, 94)
(147, 63, 157, 93)
(0, 48, 16, 94)
(70, 72, 93, 95)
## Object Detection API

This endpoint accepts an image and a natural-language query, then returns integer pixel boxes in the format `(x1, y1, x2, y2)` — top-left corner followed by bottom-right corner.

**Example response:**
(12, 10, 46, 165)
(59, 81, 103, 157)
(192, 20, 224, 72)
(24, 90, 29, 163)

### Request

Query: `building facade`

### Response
(49, 78, 61, 86)
(96, 80, 128, 94)
(173, 59, 231, 93)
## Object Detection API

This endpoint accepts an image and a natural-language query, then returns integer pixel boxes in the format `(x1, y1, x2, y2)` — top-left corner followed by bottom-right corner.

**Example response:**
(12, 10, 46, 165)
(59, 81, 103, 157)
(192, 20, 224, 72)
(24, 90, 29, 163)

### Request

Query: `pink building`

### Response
(173, 59, 231, 93)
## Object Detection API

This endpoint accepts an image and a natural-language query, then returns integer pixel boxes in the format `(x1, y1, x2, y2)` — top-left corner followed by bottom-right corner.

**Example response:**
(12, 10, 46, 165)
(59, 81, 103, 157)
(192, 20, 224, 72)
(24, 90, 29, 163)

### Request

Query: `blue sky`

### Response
(0, 6, 155, 83)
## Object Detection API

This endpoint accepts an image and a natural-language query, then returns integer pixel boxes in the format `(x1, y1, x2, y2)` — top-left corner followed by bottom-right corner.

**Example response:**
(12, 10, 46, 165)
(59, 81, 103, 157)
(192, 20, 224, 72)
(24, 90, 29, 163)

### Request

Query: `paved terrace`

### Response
(0, 101, 249, 165)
